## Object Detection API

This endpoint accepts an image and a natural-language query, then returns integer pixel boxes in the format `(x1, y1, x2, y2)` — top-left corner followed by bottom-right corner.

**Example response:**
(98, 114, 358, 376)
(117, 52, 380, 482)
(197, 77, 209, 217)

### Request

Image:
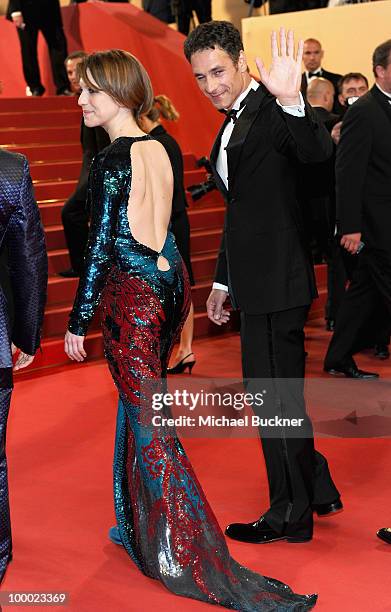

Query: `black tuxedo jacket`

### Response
(150, 125, 187, 214)
(299, 106, 337, 200)
(210, 85, 333, 314)
(301, 69, 343, 115)
(336, 85, 391, 258)
(6, 0, 62, 22)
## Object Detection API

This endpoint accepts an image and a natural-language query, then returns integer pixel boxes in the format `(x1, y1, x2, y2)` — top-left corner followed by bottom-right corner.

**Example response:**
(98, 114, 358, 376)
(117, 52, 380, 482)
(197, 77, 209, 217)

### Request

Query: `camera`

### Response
(187, 157, 217, 202)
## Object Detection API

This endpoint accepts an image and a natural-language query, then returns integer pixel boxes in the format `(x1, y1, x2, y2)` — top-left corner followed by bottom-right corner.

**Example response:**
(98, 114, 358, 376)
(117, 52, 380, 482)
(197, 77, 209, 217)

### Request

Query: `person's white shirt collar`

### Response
(376, 82, 391, 100)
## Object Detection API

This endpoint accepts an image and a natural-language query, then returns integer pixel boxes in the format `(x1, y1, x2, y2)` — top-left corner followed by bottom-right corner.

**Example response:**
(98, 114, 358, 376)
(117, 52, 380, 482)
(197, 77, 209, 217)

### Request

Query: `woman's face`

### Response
(78, 70, 121, 129)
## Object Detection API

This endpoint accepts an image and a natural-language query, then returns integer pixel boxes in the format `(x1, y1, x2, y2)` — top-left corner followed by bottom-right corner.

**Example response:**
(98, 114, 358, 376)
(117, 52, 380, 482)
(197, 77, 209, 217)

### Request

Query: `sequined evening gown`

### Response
(68, 136, 317, 611)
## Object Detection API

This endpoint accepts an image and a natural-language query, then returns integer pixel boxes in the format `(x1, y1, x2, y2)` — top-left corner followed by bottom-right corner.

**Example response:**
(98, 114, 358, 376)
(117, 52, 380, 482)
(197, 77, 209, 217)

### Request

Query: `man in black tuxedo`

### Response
(185, 22, 341, 544)
(6, 0, 71, 96)
(324, 39, 391, 379)
(301, 38, 342, 115)
(60, 51, 110, 278)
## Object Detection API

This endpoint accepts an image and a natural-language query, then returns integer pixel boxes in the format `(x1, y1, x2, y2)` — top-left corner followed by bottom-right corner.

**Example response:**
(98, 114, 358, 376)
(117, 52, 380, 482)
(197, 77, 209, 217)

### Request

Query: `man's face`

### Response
(66, 58, 83, 94)
(339, 78, 368, 106)
(190, 47, 249, 111)
(303, 41, 324, 72)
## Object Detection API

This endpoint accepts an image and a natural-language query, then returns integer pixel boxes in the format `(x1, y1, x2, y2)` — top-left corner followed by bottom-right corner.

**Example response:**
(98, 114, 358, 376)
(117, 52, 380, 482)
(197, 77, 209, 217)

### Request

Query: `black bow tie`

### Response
(308, 71, 322, 78)
(220, 89, 255, 123)
(224, 108, 240, 123)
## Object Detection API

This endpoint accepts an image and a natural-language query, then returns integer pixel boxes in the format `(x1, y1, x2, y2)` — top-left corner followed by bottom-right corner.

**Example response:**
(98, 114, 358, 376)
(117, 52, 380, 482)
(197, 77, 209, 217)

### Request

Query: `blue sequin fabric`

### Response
(69, 137, 317, 611)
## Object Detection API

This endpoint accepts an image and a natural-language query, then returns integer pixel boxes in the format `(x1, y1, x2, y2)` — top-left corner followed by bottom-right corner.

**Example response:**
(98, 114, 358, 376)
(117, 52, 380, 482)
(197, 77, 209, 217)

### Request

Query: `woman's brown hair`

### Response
(146, 95, 180, 122)
(77, 49, 154, 119)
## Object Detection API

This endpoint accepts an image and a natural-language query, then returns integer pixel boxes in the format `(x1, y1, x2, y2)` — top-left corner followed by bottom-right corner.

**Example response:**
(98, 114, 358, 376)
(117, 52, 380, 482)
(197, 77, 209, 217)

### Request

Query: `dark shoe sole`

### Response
(377, 530, 391, 545)
(225, 533, 312, 544)
(316, 507, 344, 517)
(324, 368, 379, 379)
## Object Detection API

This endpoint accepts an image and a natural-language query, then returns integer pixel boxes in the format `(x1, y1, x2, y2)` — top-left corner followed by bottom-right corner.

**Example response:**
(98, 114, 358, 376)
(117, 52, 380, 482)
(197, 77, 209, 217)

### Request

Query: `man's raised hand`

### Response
(255, 28, 303, 105)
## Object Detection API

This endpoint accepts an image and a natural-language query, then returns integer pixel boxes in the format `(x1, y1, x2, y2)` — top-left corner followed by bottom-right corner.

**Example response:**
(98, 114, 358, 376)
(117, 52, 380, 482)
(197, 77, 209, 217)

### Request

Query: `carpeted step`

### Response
(33, 179, 77, 200)
(0, 109, 80, 129)
(2, 142, 82, 161)
(0, 96, 76, 112)
(0, 125, 80, 145)
(48, 276, 79, 306)
(31, 160, 82, 182)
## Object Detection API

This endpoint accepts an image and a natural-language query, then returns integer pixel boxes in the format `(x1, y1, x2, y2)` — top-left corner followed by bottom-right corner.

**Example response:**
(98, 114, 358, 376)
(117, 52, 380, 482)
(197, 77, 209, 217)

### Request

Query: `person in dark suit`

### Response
(0, 149, 47, 583)
(185, 22, 341, 544)
(301, 38, 342, 115)
(138, 95, 196, 374)
(298, 78, 339, 330)
(60, 51, 111, 278)
(6, 0, 71, 96)
(175, 0, 212, 35)
(324, 39, 391, 380)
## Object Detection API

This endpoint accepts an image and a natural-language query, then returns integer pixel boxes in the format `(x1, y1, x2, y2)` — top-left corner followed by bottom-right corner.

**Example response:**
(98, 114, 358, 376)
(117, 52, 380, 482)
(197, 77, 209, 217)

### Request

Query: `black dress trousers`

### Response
(17, 14, 69, 94)
(325, 251, 391, 369)
(241, 305, 340, 536)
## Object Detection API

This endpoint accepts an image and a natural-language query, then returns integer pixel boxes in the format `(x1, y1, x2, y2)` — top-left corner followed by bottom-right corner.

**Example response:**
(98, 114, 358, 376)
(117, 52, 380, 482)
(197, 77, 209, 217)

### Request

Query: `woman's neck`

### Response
(106, 112, 145, 142)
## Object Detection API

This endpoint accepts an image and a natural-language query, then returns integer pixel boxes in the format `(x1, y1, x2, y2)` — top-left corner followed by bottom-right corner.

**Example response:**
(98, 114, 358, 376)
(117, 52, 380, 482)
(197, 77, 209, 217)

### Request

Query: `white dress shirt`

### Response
(376, 82, 391, 102)
(213, 81, 306, 294)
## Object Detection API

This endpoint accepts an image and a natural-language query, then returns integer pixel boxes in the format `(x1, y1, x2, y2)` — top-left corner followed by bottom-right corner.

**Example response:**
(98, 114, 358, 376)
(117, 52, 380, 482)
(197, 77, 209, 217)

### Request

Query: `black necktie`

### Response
(308, 70, 322, 79)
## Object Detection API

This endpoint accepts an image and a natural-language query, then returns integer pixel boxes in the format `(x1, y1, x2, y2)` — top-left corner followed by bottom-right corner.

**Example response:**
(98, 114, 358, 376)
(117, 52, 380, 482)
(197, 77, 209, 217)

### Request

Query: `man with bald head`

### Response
(301, 39, 342, 113)
(306, 77, 340, 128)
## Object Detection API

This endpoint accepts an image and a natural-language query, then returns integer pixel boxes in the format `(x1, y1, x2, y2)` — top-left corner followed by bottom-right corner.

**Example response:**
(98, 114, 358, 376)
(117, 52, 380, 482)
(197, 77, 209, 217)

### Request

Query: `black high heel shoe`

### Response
(167, 353, 196, 375)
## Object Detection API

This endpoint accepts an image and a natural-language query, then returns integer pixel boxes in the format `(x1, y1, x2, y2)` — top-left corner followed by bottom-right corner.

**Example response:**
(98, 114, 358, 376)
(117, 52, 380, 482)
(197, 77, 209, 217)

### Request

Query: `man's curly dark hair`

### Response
(184, 21, 244, 65)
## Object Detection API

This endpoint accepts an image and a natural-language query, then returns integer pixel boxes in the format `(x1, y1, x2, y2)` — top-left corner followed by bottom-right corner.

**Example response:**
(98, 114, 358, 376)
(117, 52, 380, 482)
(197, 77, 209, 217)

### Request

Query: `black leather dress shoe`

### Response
(324, 365, 379, 379)
(374, 345, 390, 360)
(31, 87, 45, 96)
(225, 516, 312, 544)
(313, 498, 343, 517)
(377, 528, 391, 544)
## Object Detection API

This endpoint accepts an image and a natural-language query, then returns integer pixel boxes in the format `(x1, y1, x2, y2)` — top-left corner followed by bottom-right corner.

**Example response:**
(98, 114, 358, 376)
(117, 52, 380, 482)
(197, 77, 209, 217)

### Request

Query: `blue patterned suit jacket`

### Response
(0, 149, 47, 369)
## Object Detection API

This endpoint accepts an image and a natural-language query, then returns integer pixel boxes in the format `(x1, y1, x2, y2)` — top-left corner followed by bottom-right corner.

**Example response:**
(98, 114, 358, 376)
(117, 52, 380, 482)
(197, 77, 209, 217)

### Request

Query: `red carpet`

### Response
(4, 321, 391, 611)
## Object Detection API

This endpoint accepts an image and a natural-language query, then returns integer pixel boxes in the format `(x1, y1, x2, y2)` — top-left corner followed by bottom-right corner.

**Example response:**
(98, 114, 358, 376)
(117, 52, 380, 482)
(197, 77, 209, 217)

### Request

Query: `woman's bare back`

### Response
(127, 140, 173, 270)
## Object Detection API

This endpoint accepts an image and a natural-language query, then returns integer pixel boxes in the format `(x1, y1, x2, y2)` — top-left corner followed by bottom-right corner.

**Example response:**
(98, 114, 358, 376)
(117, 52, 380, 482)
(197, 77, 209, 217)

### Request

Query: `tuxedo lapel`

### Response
(226, 86, 267, 191)
(210, 116, 229, 197)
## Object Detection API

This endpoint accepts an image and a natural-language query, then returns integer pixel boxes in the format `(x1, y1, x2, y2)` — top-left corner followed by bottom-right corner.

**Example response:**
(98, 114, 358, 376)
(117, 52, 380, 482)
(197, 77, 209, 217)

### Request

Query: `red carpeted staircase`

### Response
(0, 96, 327, 374)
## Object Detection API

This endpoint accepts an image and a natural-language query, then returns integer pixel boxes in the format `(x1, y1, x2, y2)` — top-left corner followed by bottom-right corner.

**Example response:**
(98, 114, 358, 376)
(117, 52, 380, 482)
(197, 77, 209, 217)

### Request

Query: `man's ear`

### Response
(320, 49, 325, 62)
(374, 65, 383, 80)
(338, 93, 345, 106)
(238, 50, 248, 73)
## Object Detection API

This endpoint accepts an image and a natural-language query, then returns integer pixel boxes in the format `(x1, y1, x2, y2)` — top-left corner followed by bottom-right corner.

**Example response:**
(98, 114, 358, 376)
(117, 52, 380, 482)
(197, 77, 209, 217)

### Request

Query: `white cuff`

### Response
(11, 11, 23, 17)
(213, 282, 229, 293)
(276, 92, 305, 117)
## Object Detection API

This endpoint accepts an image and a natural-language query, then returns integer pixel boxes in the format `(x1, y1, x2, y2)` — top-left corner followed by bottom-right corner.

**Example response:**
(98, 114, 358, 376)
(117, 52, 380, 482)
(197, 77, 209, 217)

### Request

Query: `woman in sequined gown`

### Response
(64, 50, 317, 611)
